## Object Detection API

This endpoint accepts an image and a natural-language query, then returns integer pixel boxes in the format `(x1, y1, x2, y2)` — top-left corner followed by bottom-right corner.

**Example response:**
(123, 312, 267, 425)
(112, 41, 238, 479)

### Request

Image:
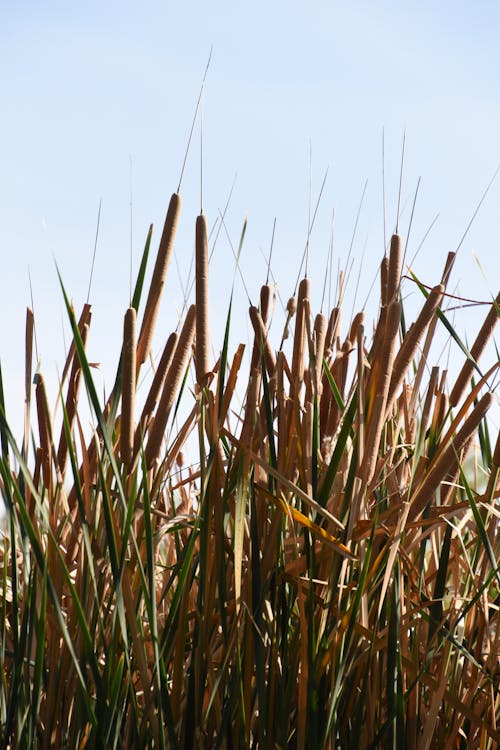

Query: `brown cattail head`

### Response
(312, 312, 327, 396)
(408, 392, 493, 521)
(449, 292, 500, 407)
(145, 304, 196, 469)
(249, 305, 276, 378)
(120, 307, 136, 467)
(136, 192, 182, 366)
(195, 213, 210, 387)
(291, 278, 311, 387)
(260, 283, 273, 325)
(57, 321, 89, 477)
(34, 373, 53, 490)
(387, 234, 402, 304)
(380, 255, 390, 307)
(387, 283, 444, 414)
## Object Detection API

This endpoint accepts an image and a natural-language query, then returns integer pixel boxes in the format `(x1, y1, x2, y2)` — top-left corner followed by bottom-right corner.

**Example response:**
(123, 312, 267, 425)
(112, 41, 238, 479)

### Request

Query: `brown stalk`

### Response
(195, 212, 210, 386)
(120, 306, 136, 467)
(145, 304, 196, 469)
(136, 192, 182, 366)
(408, 391, 493, 521)
(449, 292, 500, 407)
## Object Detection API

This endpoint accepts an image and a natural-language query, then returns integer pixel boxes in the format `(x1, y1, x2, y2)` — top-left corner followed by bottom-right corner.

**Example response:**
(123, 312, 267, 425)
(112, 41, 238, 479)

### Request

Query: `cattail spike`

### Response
(449, 292, 500, 407)
(195, 213, 210, 386)
(120, 307, 136, 467)
(145, 304, 196, 469)
(136, 192, 182, 366)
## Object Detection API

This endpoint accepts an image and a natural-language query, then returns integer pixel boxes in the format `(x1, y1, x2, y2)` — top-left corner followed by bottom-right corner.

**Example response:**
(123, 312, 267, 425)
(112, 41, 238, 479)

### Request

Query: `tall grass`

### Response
(0, 177, 499, 749)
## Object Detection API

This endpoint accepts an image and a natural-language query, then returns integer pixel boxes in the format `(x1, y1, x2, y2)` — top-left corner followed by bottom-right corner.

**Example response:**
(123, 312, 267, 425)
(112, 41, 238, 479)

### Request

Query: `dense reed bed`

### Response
(0, 180, 499, 749)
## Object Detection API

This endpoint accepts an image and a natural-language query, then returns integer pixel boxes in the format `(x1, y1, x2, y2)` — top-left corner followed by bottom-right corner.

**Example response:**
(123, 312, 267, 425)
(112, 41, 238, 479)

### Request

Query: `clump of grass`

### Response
(0, 171, 499, 750)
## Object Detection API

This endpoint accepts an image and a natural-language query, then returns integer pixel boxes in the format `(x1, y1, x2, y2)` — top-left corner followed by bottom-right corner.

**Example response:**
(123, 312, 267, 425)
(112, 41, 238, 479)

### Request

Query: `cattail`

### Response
(23, 308, 35, 461)
(251, 284, 274, 369)
(408, 392, 493, 521)
(380, 255, 390, 307)
(141, 332, 178, 424)
(260, 283, 273, 324)
(361, 300, 401, 486)
(291, 278, 311, 389)
(35, 373, 53, 490)
(240, 369, 260, 452)
(195, 213, 210, 386)
(120, 307, 136, 467)
(387, 284, 444, 415)
(280, 295, 297, 345)
(348, 311, 365, 346)
(136, 192, 182, 366)
(313, 312, 327, 397)
(57, 321, 89, 477)
(325, 306, 341, 356)
(249, 305, 276, 378)
(387, 233, 402, 303)
(449, 292, 500, 407)
(356, 323, 366, 469)
(145, 304, 196, 469)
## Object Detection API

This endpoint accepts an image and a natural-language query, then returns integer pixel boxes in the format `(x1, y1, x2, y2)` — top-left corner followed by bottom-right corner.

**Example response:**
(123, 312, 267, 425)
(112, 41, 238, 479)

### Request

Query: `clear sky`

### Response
(1, 1, 500, 436)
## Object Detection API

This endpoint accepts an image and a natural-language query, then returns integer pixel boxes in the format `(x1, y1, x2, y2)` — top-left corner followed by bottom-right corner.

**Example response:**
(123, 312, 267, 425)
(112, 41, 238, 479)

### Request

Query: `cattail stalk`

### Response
(136, 192, 182, 366)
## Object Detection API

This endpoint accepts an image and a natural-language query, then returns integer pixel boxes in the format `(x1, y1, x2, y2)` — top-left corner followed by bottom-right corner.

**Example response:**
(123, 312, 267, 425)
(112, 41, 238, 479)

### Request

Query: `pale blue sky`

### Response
(1, 1, 500, 435)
